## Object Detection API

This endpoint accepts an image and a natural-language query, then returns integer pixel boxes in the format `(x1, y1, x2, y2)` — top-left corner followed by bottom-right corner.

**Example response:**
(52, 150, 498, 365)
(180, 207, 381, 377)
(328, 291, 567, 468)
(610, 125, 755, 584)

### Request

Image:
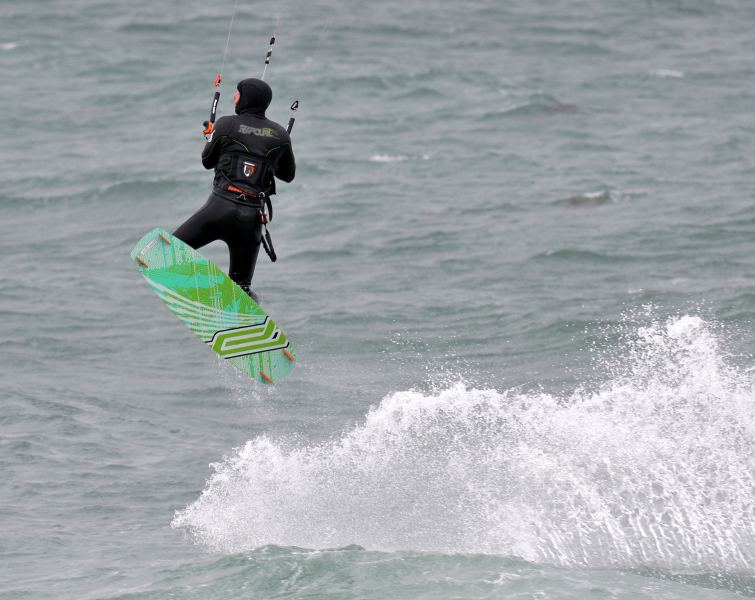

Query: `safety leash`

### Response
(260, 224, 277, 262)
(254, 191, 276, 263)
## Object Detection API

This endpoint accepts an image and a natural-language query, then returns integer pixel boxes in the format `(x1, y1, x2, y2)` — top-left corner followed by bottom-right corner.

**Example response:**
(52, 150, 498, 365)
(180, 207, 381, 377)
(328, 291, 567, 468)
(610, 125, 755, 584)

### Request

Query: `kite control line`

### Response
(201, 6, 323, 139)
(284, 19, 329, 135)
(203, 0, 240, 139)
(261, 35, 275, 80)
(259, 33, 297, 134)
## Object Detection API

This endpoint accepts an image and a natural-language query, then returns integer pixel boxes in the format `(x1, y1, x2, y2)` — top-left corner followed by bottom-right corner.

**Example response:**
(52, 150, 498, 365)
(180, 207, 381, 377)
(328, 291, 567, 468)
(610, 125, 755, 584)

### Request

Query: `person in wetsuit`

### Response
(173, 78, 295, 301)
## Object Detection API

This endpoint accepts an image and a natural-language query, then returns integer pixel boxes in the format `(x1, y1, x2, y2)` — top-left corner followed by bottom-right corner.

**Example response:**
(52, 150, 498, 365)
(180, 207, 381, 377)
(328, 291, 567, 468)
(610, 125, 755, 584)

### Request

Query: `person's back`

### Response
(203, 78, 295, 200)
(173, 77, 295, 301)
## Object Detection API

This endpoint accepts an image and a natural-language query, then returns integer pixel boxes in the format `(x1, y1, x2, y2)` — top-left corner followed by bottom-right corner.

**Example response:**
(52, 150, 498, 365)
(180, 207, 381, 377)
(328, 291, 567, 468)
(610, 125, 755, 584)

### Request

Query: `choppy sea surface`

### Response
(1, 0, 754, 598)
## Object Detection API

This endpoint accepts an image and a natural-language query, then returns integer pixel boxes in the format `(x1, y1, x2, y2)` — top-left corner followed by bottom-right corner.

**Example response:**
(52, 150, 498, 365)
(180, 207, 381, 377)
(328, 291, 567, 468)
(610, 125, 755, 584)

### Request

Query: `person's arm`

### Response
(201, 116, 232, 169)
(275, 142, 296, 183)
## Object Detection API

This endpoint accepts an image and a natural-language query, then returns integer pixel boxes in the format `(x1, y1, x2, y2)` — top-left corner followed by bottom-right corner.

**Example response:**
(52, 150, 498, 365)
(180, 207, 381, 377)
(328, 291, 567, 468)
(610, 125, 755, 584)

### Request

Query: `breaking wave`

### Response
(173, 316, 754, 572)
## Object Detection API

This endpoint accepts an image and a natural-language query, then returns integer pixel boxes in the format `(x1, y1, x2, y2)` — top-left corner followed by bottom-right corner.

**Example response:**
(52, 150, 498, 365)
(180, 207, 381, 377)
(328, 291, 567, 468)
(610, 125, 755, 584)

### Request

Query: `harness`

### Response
(210, 143, 281, 263)
(225, 184, 277, 262)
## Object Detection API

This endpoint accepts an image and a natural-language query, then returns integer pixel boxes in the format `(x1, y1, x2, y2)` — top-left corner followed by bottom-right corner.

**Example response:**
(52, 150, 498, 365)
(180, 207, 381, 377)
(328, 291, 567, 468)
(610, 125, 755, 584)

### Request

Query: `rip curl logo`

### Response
(239, 124, 280, 139)
(206, 318, 289, 359)
(243, 161, 256, 177)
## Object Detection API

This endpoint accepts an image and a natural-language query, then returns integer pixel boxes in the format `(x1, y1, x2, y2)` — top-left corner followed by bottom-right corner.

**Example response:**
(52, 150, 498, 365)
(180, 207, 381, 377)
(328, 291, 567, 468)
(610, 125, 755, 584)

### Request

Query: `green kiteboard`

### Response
(130, 227, 296, 384)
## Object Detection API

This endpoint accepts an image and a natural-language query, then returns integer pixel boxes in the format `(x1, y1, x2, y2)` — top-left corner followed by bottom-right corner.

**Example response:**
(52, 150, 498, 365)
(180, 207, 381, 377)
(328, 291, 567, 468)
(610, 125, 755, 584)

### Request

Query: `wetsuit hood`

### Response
(235, 78, 272, 117)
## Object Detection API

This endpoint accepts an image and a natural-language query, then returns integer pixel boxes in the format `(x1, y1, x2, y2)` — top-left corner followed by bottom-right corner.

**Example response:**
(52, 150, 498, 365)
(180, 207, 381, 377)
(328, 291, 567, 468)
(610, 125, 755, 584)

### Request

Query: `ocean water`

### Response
(1, 0, 754, 598)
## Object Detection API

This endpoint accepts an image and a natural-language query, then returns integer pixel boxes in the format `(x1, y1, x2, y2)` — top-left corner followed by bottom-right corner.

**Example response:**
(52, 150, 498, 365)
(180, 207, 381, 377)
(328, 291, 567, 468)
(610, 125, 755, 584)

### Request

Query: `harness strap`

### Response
(224, 185, 277, 263)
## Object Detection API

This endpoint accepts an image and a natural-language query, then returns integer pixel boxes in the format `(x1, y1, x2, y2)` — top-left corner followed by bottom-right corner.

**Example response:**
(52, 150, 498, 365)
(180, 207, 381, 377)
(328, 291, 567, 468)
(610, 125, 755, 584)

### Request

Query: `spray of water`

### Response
(172, 316, 754, 571)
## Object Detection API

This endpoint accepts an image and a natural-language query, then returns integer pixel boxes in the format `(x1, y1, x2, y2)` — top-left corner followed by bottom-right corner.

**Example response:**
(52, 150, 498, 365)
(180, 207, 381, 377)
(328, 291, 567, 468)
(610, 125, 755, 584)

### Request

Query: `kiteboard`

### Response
(130, 227, 296, 384)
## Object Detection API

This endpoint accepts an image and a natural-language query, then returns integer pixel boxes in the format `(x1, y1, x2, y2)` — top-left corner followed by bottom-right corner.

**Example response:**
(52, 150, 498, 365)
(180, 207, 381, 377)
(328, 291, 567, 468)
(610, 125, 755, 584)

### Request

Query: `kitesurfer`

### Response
(173, 78, 295, 302)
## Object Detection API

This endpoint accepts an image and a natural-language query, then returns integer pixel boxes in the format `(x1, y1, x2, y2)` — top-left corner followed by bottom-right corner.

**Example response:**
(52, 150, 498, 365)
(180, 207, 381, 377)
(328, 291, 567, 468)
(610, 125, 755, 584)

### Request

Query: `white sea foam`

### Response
(173, 316, 754, 571)
(653, 69, 684, 78)
(370, 154, 409, 163)
(1, 42, 19, 51)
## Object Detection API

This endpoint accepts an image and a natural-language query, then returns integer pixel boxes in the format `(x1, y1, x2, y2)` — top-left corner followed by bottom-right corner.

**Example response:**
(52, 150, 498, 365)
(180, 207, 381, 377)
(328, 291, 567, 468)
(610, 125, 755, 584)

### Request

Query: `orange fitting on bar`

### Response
(136, 256, 149, 268)
(282, 349, 296, 362)
(159, 233, 171, 244)
(260, 371, 273, 384)
(213, 73, 222, 87)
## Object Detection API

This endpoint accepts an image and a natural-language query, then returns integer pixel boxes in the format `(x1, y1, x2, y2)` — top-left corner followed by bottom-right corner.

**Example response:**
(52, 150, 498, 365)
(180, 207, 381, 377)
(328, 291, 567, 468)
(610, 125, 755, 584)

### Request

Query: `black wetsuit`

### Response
(173, 78, 295, 294)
